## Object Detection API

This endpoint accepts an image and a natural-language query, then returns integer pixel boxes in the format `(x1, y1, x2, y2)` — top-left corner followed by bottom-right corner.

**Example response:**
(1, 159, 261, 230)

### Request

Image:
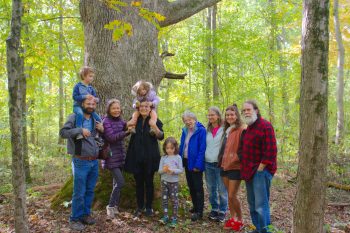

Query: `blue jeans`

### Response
(245, 169, 273, 233)
(205, 162, 228, 213)
(70, 158, 99, 221)
(73, 105, 102, 128)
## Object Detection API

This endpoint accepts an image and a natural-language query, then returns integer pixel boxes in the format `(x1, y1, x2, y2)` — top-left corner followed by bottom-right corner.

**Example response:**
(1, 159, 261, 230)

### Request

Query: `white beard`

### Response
(244, 112, 258, 126)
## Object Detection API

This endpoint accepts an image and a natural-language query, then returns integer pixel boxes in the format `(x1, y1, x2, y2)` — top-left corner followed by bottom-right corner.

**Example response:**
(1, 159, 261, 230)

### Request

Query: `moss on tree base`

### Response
(50, 164, 164, 212)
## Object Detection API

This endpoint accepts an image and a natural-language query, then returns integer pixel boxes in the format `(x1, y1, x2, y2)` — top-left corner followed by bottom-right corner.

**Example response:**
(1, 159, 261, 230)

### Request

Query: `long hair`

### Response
(207, 106, 222, 132)
(244, 100, 261, 118)
(223, 104, 243, 132)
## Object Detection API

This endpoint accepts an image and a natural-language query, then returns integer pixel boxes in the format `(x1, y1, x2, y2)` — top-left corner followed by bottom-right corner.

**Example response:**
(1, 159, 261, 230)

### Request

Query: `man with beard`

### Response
(240, 100, 277, 233)
(60, 96, 104, 231)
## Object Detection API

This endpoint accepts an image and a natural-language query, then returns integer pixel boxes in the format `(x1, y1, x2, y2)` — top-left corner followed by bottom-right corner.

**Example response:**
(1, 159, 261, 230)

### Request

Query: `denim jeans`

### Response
(70, 158, 99, 221)
(73, 105, 102, 128)
(205, 162, 228, 213)
(245, 169, 273, 233)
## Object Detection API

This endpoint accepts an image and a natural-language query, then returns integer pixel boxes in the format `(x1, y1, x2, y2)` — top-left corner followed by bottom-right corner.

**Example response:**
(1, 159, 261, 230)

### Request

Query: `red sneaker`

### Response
(231, 220, 244, 231)
(223, 217, 235, 230)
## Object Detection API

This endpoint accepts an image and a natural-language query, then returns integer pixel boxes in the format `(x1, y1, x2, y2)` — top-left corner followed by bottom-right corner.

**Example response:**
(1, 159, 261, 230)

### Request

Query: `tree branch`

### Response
(164, 71, 187, 79)
(158, 0, 222, 27)
(160, 51, 175, 59)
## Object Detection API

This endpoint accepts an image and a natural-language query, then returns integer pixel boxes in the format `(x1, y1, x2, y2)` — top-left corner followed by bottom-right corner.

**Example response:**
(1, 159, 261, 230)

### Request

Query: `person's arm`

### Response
(149, 90, 160, 108)
(158, 157, 165, 174)
(103, 121, 128, 143)
(91, 87, 99, 103)
(72, 84, 87, 102)
(152, 119, 164, 140)
(171, 156, 184, 174)
(258, 124, 277, 171)
(179, 130, 185, 157)
(194, 128, 206, 171)
(60, 115, 83, 139)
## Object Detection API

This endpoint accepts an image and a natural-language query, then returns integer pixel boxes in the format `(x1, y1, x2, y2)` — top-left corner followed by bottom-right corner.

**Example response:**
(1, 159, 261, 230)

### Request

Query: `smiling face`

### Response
(207, 110, 220, 125)
(242, 103, 258, 125)
(82, 97, 97, 114)
(109, 102, 121, 118)
(225, 109, 237, 126)
(139, 101, 151, 117)
(83, 72, 94, 85)
(183, 117, 196, 130)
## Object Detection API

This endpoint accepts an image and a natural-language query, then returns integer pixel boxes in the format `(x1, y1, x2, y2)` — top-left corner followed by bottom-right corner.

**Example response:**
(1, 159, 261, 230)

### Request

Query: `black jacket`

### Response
(124, 116, 164, 174)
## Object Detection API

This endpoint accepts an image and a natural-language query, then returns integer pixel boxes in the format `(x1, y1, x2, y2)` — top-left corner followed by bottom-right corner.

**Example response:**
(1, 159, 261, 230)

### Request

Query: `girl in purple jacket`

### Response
(102, 99, 130, 218)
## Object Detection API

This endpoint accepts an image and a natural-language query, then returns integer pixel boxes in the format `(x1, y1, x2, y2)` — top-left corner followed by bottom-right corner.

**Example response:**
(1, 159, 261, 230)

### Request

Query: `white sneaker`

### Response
(106, 205, 115, 218)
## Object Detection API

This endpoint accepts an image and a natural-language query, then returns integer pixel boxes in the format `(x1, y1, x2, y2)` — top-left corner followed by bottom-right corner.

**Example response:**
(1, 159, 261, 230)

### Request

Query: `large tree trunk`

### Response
(212, 4, 219, 103)
(333, 0, 345, 145)
(292, 0, 329, 232)
(53, 0, 222, 209)
(6, 0, 29, 232)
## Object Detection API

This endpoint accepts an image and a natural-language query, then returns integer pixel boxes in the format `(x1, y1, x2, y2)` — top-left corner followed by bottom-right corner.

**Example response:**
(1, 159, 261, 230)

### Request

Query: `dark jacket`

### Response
(102, 116, 129, 169)
(124, 116, 164, 174)
(179, 121, 207, 171)
(59, 113, 99, 157)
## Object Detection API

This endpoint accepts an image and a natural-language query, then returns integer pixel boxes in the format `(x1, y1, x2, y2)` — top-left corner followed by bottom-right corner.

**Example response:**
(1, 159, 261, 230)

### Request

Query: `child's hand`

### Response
(163, 165, 169, 173)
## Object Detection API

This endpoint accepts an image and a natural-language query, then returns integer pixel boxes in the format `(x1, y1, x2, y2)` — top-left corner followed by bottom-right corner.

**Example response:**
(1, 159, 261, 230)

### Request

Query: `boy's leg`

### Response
(91, 111, 102, 123)
(73, 106, 84, 128)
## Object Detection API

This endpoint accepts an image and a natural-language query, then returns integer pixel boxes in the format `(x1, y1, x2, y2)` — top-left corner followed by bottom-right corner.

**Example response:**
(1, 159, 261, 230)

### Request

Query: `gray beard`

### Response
(244, 113, 258, 126)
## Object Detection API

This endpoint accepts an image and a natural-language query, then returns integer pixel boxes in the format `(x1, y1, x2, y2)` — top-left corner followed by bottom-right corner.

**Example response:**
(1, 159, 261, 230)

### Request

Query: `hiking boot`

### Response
(191, 212, 203, 222)
(208, 210, 218, 220)
(158, 215, 169, 225)
(80, 215, 96, 225)
(216, 212, 226, 223)
(69, 220, 86, 231)
(169, 218, 177, 228)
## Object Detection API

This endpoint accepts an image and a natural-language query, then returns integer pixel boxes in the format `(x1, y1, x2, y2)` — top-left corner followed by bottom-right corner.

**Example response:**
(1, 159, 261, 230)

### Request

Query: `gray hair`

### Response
(182, 110, 197, 122)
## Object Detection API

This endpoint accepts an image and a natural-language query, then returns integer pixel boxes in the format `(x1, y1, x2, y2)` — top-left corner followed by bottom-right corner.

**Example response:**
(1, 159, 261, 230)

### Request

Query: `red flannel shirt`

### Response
(240, 117, 277, 181)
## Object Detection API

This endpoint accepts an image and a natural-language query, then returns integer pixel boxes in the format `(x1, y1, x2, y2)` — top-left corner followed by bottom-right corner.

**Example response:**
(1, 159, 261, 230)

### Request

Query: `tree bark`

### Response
(205, 7, 212, 109)
(333, 0, 345, 145)
(6, 0, 29, 232)
(58, 0, 64, 145)
(79, 0, 222, 117)
(292, 0, 329, 232)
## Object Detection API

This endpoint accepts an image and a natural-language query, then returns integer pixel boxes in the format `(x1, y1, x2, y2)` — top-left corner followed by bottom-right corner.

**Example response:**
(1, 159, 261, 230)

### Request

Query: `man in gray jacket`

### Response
(60, 96, 104, 231)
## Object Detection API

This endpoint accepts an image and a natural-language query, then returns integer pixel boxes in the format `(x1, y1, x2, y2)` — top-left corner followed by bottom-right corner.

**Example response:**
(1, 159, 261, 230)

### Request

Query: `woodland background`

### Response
(0, 0, 350, 232)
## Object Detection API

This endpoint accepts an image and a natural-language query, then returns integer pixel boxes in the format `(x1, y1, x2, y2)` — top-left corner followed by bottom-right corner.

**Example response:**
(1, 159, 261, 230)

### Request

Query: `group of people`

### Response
(60, 66, 278, 233)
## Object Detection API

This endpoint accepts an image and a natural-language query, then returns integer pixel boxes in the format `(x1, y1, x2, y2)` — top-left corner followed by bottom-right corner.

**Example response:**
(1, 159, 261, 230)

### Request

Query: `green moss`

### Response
(50, 176, 73, 209)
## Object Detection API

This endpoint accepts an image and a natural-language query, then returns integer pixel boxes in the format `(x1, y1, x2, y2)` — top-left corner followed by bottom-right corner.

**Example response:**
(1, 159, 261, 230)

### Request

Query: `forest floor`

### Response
(0, 172, 349, 233)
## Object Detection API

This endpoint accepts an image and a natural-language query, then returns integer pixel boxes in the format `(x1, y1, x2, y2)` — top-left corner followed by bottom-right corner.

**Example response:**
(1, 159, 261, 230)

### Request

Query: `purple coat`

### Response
(102, 116, 129, 169)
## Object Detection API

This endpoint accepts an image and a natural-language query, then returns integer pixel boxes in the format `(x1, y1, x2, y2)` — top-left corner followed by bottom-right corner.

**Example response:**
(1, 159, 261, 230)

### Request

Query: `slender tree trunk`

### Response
(23, 22, 31, 183)
(292, 0, 329, 232)
(212, 4, 219, 103)
(267, 0, 276, 124)
(58, 0, 64, 145)
(333, 0, 345, 145)
(28, 97, 35, 145)
(204, 7, 212, 109)
(6, 0, 29, 232)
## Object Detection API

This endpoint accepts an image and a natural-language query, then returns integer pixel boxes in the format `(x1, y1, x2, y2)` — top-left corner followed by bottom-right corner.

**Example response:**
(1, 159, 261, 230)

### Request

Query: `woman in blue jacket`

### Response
(179, 110, 206, 221)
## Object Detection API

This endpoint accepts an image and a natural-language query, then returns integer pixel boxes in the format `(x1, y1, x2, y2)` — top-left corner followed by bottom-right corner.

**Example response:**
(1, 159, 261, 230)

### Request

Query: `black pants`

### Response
(133, 165, 155, 209)
(183, 158, 204, 214)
